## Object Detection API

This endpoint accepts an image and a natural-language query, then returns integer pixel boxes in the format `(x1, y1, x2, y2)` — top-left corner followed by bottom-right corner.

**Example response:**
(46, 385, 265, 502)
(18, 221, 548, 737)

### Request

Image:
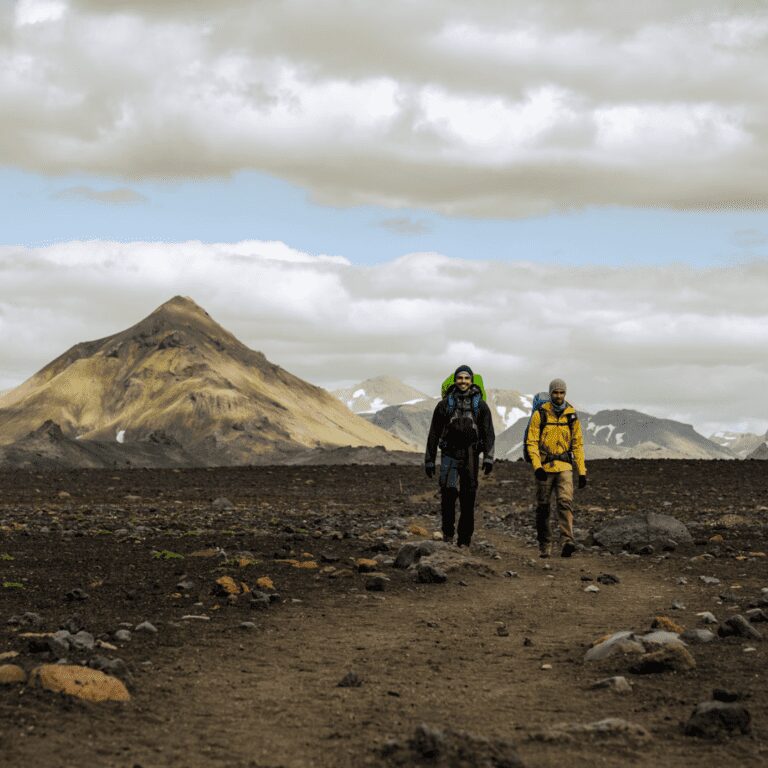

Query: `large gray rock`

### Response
(593, 512, 693, 552)
(394, 540, 438, 569)
(684, 701, 751, 738)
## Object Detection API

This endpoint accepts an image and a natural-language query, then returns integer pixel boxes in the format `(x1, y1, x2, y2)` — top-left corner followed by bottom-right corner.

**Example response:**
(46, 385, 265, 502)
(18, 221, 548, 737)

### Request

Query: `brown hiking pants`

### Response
(535, 470, 574, 545)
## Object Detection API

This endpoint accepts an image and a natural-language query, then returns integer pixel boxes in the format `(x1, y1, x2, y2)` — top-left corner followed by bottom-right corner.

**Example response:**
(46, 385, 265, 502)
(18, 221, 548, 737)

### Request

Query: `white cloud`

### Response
(1, 240, 766, 436)
(2, 1, 767, 215)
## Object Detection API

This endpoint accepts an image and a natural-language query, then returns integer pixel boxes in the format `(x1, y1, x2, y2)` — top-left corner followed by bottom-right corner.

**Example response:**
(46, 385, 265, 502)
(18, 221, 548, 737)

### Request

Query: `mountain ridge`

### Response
(0, 297, 411, 464)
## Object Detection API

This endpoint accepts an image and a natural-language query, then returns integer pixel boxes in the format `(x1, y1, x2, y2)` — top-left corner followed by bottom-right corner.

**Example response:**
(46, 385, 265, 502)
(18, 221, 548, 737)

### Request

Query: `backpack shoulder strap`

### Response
(445, 394, 456, 417)
(471, 392, 481, 418)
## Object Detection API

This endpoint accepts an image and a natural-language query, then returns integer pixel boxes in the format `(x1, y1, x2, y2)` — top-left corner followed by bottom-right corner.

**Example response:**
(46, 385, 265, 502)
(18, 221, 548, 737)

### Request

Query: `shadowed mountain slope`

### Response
(0, 297, 410, 464)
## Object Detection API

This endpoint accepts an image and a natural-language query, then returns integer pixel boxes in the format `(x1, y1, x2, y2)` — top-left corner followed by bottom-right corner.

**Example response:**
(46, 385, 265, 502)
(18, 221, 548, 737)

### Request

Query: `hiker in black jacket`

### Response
(424, 365, 495, 547)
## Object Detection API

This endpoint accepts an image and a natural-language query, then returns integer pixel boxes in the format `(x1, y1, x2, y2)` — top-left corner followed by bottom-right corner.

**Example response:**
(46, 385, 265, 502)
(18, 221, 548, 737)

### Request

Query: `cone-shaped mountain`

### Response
(0, 296, 410, 461)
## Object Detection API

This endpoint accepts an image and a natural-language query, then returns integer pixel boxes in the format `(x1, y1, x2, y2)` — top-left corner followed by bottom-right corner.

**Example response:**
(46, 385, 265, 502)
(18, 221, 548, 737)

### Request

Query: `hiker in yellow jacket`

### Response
(525, 378, 587, 558)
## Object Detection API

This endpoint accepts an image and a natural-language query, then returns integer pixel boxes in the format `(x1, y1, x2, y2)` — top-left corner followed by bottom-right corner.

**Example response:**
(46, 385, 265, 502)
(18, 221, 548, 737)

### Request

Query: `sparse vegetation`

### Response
(151, 549, 184, 560)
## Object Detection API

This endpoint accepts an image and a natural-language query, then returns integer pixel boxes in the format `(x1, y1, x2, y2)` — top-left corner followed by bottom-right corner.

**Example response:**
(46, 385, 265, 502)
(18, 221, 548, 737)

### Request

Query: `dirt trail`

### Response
(2, 463, 767, 767)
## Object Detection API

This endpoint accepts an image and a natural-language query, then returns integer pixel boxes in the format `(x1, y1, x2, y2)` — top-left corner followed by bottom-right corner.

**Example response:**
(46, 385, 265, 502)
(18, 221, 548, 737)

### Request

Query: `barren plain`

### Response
(1, 460, 767, 767)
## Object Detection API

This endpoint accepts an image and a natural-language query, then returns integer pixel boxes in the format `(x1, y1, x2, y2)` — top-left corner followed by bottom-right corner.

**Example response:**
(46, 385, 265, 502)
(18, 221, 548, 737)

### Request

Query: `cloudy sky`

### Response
(1, 0, 767, 437)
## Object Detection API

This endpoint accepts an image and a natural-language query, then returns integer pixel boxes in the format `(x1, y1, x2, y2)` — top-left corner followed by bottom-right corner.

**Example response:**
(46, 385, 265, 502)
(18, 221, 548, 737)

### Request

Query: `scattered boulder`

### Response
(212, 576, 250, 597)
(651, 616, 684, 633)
(592, 512, 692, 552)
(31, 664, 130, 702)
(684, 701, 751, 738)
(0, 665, 26, 685)
(417, 563, 448, 584)
(211, 497, 234, 511)
(590, 676, 632, 694)
(337, 671, 363, 688)
(718, 615, 763, 641)
(630, 645, 696, 674)
(365, 573, 389, 591)
(640, 631, 686, 649)
(380, 724, 524, 767)
(531, 718, 650, 744)
(394, 541, 437, 569)
(680, 629, 716, 645)
(584, 631, 645, 662)
(134, 621, 158, 634)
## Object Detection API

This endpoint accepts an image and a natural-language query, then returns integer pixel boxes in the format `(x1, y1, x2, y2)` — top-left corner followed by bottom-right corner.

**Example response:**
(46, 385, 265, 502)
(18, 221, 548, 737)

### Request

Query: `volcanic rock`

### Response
(684, 701, 751, 738)
(593, 512, 692, 552)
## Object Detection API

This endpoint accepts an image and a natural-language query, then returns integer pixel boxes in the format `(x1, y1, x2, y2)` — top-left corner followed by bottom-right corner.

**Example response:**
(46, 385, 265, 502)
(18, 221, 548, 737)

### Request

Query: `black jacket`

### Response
(424, 388, 495, 465)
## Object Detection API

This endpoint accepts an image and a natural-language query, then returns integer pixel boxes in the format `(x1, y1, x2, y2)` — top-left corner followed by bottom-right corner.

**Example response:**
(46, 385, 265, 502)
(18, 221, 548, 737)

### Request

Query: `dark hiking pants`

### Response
(439, 452, 479, 545)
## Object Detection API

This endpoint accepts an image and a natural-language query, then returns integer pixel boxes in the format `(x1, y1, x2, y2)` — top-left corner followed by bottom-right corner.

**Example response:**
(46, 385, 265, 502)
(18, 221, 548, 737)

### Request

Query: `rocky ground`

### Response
(1, 460, 767, 768)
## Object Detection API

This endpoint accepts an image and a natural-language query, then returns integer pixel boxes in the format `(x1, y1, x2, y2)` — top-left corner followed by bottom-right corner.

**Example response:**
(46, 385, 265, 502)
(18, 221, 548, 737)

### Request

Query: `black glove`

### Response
(578, 475, 587, 489)
(425, 461, 435, 479)
(534, 468, 547, 482)
(483, 460, 493, 476)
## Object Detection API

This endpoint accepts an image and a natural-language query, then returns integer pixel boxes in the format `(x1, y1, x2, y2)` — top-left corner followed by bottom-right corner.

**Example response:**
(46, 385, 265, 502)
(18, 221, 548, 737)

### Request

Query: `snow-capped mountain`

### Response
(486, 389, 531, 432)
(332, 376, 431, 414)
(496, 408, 734, 460)
(708, 430, 764, 459)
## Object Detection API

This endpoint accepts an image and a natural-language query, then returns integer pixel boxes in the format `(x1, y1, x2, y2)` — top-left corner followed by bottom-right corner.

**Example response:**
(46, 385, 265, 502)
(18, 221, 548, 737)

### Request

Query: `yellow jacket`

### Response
(526, 401, 587, 475)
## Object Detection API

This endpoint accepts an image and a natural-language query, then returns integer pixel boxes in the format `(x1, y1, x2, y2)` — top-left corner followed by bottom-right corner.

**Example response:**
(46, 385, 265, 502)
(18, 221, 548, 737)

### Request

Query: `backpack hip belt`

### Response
(544, 451, 573, 465)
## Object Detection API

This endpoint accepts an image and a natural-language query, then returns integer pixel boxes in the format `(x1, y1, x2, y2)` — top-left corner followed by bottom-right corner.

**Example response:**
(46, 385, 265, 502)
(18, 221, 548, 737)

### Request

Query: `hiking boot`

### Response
(561, 541, 576, 558)
(539, 544, 552, 559)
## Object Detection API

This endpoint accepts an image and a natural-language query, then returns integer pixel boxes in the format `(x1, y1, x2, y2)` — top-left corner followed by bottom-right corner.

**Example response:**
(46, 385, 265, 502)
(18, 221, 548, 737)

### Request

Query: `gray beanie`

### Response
(549, 378, 567, 394)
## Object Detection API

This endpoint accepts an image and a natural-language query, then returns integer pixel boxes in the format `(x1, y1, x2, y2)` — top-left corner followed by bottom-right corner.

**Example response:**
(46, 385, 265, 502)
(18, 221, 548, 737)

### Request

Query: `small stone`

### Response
(590, 676, 632, 694)
(0, 665, 26, 685)
(70, 630, 96, 651)
(134, 621, 158, 634)
(680, 629, 716, 644)
(181, 615, 210, 621)
(584, 585, 600, 593)
(249, 591, 271, 609)
(239, 622, 256, 630)
(671, 601, 686, 611)
(408, 524, 429, 537)
(699, 576, 720, 586)
(696, 611, 718, 625)
(745, 608, 768, 623)
(417, 563, 447, 584)
(630, 645, 696, 674)
(503, 571, 519, 578)
(114, 629, 132, 642)
(585, 632, 645, 662)
(64, 588, 89, 602)
(356, 558, 379, 573)
(651, 616, 685, 633)
(365, 574, 389, 591)
(212, 576, 243, 596)
(212, 497, 234, 510)
(684, 701, 751, 738)
(713, 688, 742, 702)
(596, 573, 620, 585)
(337, 671, 362, 688)
(540, 663, 552, 670)
(496, 625, 510, 637)
(718, 615, 763, 641)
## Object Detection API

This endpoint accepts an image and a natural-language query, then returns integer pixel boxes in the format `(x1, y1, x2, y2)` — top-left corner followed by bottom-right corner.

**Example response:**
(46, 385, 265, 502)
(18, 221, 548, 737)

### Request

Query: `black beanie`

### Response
(454, 364, 473, 380)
